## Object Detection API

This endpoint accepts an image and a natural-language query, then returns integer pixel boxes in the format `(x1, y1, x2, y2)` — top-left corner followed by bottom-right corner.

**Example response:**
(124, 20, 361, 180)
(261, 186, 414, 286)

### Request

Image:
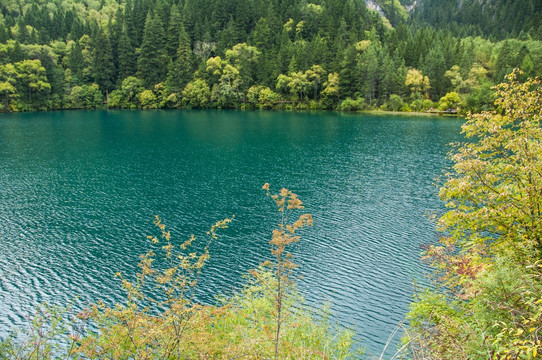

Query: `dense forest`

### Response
(0, 0, 540, 113)
(408, 0, 542, 40)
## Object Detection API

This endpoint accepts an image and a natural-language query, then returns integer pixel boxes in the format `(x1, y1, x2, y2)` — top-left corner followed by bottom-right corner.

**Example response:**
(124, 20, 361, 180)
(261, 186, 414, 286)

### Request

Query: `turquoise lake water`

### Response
(0, 110, 464, 356)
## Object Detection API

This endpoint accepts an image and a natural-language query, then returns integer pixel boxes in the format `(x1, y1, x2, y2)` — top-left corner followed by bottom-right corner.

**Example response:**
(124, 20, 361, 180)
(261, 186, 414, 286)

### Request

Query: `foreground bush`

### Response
(406, 71, 542, 359)
(1, 186, 359, 359)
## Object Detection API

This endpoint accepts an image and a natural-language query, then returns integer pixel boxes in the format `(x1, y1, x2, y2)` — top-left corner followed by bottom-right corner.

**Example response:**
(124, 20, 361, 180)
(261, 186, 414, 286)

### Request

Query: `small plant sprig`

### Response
(77, 215, 233, 358)
(261, 183, 313, 360)
(0, 302, 85, 360)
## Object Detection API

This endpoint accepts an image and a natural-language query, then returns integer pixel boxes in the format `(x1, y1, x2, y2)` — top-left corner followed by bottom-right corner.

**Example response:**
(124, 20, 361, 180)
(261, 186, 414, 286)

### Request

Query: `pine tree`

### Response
(17, 18, 30, 44)
(137, 12, 169, 88)
(117, 26, 137, 82)
(166, 5, 182, 58)
(495, 40, 515, 82)
(110, 7, 124, 80)
(92, 28, 115, 95)
(422, 41, 448, 99)
(68, 41, 84, 85)
(38, 48, 64, 109)
(124, 0, 138, 47)
(358, 41, 381, 101)
(0, 24, 7, 43)
(339, 44, 359, 98)
(166, 25, 194, 94)
(10, 41, 24, 63)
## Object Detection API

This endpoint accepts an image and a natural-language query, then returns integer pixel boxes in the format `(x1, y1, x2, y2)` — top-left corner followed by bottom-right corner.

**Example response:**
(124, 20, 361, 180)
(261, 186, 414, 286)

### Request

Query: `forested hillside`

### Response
(0, 0, 541, 112)
(408, 0, 542, 40)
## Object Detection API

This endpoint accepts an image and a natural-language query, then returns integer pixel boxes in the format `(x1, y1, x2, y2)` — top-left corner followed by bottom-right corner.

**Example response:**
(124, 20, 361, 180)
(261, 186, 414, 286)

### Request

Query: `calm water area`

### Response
(0, 110, 464, 356)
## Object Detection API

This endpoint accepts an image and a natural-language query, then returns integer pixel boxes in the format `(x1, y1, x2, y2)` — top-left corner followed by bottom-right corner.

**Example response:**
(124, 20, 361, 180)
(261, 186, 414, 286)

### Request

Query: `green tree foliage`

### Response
(108, 76, 144, 109)
(439, 71, 542, 258)
(411, 0, 542, 41)
(406, 72, 542, 359)
(423, 42, 449, 99)
(225, 43, 261, 92)
(165, 25, 193, 95)
(405, 68, 430, 99)
(182, 78, 211, 108)
(12, 59, 50, 110)
(438, 91, 460, 111)
(116, 26, 136, 83)
(0, 63, 19, 111)
(165, 5, 182, 58)
(0, 0, 540, 112)
(91, 28, 114, 95)
(66, 84, 103, 109)
(246, 85, 279, 109)
(137, 12, 168, 88)
(138, 89, 157, 109)
(321, 72, 340, 108)
(67, 41, 84, 85)
(388, 94, 403, 111)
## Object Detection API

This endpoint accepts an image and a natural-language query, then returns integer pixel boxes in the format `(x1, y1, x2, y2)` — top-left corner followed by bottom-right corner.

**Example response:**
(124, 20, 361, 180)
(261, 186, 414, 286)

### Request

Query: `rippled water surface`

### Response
(0, 110, 463, 356)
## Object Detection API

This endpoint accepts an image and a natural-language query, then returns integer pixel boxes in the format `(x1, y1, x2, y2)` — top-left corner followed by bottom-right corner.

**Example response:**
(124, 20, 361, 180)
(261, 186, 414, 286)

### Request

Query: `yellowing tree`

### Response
(406, 70, 542, 360)
(439, 70, 542, 259)
(405, 68, 430, 99)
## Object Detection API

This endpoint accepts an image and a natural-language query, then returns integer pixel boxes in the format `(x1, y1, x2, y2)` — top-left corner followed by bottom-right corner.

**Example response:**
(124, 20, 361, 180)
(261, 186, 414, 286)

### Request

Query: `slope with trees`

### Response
(0, 0, 540, 113)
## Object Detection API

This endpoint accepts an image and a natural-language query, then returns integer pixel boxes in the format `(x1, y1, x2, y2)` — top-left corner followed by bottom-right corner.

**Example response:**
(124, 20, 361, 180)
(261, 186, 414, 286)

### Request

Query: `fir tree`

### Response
(68, 41, 84, 85)
(117, 26, 137, 83)
(137, 12, 168, 88)
(92, 28, 115, 95)
(166, 5, 182, 58)
(166, 25, 194, 94)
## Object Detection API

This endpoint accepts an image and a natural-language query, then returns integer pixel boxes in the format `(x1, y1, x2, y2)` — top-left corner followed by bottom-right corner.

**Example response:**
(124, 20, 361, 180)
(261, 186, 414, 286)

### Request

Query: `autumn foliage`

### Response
(1, 186, 358, 359)
(406, 71, 542, 359)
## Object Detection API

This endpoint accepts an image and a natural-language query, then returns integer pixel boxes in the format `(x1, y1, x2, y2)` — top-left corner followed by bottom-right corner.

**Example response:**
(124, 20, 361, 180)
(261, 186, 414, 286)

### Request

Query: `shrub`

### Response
(66, 84, 103, 109)
(1, 186, 361, 359)
(338, 97, 365, 112)
(138, 89, 157, 109)
(182, 78, 211, 108)
(405, 71, 542, 359)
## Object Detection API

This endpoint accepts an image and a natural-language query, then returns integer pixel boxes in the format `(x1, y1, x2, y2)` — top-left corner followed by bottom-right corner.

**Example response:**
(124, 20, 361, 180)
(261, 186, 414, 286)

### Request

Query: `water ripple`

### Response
(0, 110, 463, 356)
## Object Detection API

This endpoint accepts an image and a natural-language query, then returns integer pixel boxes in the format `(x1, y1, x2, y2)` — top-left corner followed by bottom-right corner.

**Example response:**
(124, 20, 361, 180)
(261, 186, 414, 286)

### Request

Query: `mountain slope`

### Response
(407, 0, 542, 40)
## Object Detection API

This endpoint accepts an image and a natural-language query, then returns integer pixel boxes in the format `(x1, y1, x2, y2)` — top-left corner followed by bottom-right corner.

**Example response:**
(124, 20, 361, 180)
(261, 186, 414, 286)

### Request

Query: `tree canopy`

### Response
(406, 71, 542, 359)
(0, 0, 540, 112)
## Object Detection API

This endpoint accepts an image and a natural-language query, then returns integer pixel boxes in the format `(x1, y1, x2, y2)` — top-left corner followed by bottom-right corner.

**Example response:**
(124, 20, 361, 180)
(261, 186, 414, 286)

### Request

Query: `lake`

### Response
(0, 110, 464, 357)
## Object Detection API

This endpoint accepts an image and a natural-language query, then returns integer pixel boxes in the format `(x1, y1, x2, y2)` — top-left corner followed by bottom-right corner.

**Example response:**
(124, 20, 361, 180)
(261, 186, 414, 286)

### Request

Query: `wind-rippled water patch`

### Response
(0, 110, 463, 357)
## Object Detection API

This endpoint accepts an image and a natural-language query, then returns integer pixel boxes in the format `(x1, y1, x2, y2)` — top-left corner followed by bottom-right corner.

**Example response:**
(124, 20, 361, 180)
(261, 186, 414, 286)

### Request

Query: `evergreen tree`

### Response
(358, 41, 381, 101)
(124, 0, 138, 47)
(0, 0, 540, 113)
(166, 5, 182, 58)
(117, 26, 137, 82)
(110, 7, 124, 79)
(251, 17, 272, 52)
(137, 12, 169, 88)
(422, 42, 448, 99)
(92, 28, 115, 95)
(495, 40, 515, 82)
(38, 48, 64, 109)
(0, 25, 7, 43)
(10, 41, 25, 63)
(166, 25, 194, 94)
(339, 44, 359, 98)
(17, 18, 30, 44)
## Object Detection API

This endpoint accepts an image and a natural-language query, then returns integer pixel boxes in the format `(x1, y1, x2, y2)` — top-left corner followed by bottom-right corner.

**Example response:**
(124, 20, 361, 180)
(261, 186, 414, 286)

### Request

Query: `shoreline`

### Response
(0, 107, 464, 117)
(362, 110, 462, 117)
